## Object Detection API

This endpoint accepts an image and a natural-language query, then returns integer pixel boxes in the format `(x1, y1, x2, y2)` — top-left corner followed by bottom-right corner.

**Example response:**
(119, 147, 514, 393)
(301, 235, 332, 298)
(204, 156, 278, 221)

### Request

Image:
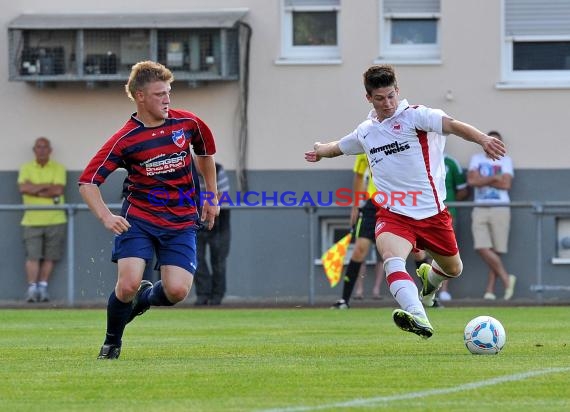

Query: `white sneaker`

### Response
(439, 291, 452, 301)
(26, 284, 38, 302)
(504, 275, 516, 300)
(38, 285, 50, 302)
(330, 299, 349, 309)
(483, 292, 496, 300)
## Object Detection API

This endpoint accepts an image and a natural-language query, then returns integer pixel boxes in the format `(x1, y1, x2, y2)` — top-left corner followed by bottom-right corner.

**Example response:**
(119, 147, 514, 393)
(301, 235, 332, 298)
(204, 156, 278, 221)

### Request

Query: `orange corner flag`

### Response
(321, 233, 352, 287)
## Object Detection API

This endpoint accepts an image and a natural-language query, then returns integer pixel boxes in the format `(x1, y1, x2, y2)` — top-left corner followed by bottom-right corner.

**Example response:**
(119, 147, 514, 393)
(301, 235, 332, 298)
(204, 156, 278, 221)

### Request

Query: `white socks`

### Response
(384, 257, 426, 318)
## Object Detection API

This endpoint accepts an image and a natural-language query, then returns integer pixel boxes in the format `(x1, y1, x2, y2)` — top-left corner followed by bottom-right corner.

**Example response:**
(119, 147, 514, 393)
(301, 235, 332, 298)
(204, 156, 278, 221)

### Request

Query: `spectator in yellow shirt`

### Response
(18, 137, 67, 302)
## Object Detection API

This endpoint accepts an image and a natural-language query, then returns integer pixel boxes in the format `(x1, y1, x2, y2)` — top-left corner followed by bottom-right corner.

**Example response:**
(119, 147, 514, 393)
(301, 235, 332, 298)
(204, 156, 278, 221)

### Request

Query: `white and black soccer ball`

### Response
(464, 316, 506, 355)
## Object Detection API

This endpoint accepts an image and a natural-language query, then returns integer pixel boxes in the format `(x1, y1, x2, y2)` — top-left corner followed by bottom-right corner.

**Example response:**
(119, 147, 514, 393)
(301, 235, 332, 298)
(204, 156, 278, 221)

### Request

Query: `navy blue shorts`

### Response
(112, 218, 198, 274)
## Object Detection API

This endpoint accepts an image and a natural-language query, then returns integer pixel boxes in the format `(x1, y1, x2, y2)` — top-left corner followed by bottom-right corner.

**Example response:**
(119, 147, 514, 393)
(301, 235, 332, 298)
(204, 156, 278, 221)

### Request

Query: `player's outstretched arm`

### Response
(304, 141, 342, 162)
(442, 117, 506, 160)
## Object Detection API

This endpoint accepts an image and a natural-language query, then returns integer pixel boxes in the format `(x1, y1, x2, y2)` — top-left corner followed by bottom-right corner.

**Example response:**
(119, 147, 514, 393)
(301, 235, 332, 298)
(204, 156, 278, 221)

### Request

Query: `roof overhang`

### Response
(8, 9, 249, 29)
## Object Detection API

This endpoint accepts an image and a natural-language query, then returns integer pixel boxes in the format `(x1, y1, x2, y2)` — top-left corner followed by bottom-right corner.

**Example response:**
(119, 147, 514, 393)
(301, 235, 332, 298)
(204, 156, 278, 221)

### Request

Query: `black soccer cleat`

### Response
(126, 280, 153, 324)
(97, 344, 121, 360)
(392, 309, 434, 339)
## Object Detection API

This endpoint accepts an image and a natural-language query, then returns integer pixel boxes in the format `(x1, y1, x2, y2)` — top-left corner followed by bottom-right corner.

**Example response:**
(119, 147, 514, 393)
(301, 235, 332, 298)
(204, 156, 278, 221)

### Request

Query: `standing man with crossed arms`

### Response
(468, 130, 515, 301)
(19, 137, 67, 303)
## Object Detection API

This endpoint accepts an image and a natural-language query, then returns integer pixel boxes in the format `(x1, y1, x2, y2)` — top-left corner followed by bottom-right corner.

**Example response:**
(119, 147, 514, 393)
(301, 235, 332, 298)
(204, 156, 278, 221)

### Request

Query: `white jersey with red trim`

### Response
(338, 99, 449, 220)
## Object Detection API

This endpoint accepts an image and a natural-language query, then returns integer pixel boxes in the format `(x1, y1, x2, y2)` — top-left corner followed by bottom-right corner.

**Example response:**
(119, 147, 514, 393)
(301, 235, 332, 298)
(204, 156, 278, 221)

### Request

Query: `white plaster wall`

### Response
(1, 0, 568, 172)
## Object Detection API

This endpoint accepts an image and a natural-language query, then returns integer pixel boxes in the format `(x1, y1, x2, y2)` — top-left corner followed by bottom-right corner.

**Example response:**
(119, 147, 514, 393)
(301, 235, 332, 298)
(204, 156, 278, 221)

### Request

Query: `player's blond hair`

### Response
(125, 61, 174, 101)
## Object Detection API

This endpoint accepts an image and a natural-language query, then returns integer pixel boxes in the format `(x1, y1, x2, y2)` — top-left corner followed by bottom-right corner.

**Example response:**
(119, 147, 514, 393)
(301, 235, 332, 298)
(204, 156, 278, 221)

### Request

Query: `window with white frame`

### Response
(502, 0, 570, 86)
(280, 0, 341, 62)
(378, 0, 441, 63)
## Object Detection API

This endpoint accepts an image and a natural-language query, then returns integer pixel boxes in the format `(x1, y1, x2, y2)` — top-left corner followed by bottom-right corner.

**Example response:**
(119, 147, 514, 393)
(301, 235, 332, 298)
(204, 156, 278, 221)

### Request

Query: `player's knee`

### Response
(115, 280, 140, 301)
(435, 257, 463, 278)
(165, 284, 191, 303)
(447, 260, 463, 278)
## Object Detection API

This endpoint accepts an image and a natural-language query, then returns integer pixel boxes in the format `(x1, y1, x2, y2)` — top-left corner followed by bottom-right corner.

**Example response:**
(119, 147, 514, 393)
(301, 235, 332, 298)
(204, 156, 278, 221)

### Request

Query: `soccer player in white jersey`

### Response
(305, 65, 505, 338)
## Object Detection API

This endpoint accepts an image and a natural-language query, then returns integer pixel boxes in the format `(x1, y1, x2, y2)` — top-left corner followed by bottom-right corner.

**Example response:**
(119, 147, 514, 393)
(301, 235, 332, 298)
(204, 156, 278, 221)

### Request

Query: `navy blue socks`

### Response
(145, 280, 175, 307)
(103, 291, 132, 346)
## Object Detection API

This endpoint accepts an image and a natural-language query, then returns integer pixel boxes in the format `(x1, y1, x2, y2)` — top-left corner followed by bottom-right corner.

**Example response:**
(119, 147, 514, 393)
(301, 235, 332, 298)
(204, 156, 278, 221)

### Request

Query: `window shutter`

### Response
(506, 0, 570, 36)
(383, 0, 439, 14)
(285, 0, 340, 7)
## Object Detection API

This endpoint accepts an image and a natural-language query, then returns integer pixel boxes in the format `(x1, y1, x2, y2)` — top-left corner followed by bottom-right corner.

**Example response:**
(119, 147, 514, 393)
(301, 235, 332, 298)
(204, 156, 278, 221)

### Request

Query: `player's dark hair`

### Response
(363, 65, 397, 95)
(487, 130, 503, 140)
(125, 61, 174, 101)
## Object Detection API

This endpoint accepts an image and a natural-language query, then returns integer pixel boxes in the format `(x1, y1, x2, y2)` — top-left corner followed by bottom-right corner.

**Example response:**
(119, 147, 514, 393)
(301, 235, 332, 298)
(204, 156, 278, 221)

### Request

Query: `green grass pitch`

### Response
(1, 306, 569, 411)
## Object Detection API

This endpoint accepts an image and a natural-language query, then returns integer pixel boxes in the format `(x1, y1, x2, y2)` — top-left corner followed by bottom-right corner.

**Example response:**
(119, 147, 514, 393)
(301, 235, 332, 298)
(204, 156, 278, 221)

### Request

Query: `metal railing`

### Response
(2, 201, 570, 305)
(307, 200, 570, 304)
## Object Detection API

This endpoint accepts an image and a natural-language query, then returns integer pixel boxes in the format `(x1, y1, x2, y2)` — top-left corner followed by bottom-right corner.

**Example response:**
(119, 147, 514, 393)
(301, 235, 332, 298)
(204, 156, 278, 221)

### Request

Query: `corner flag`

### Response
(321, 233, 352, 287)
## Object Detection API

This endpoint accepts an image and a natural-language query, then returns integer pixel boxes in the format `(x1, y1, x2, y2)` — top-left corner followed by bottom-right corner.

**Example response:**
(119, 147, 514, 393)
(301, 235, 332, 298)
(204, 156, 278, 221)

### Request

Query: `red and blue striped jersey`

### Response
(79, 109, 216, 229)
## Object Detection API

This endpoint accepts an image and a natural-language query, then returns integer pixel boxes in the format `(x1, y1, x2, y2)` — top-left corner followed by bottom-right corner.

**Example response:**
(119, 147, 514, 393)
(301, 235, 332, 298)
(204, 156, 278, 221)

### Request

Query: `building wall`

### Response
(1, 0, 569, 171)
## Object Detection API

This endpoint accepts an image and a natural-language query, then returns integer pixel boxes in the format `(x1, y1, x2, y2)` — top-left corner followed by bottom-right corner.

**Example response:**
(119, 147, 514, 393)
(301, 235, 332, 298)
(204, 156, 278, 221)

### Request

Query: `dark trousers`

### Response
(194, 211, 230, 303)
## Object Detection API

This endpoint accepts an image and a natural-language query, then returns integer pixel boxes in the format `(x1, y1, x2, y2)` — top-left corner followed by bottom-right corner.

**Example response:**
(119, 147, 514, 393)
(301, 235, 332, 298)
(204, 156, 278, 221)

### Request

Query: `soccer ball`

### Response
(464, 316, 506, 355)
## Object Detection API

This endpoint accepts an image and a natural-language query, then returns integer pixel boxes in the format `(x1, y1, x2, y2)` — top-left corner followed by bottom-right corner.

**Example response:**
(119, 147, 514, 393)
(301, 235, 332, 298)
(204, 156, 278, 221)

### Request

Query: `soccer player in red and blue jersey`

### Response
(79, 61, 219, 359)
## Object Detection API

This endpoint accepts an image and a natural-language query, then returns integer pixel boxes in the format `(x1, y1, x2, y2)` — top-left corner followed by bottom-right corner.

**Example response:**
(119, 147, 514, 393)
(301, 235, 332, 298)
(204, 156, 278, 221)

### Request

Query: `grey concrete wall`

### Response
(1, 169, 569, 305)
